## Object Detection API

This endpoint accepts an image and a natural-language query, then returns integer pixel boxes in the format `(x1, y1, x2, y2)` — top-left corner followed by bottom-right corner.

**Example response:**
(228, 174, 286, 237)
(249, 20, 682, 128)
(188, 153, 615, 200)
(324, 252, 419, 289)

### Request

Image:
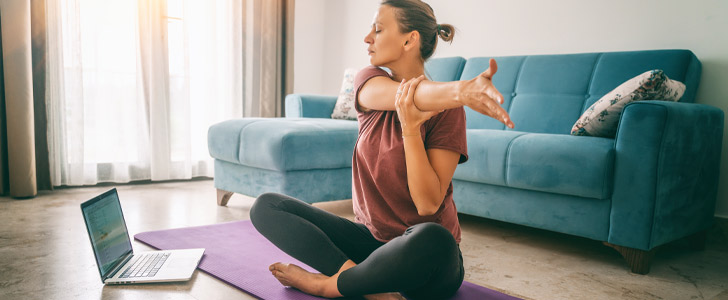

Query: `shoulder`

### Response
(356, 65, 390, 77)
(354, 66, 391, 88)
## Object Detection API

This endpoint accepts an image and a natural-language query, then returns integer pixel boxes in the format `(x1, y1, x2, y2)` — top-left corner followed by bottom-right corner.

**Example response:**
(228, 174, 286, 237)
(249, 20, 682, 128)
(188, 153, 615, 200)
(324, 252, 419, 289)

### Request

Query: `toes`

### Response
(269, 262, 285, 272)
(271, 270, 284, 281)
(272, 271, 291, 287)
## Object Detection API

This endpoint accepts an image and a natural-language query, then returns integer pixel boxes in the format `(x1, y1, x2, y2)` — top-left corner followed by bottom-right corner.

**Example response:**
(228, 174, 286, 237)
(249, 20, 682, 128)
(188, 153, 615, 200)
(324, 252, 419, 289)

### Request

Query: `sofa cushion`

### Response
(453, 130, 526, 186)
(208, 118, 358, 171)
(331, 68, 358, 120)
(425, 56, 466, 82)
(571, 69, 686, 137)
(461, 54, 600, 134)
(454, 130, 615, 199)
(585, 50, 700, 105)
(446, 50, 700, 134)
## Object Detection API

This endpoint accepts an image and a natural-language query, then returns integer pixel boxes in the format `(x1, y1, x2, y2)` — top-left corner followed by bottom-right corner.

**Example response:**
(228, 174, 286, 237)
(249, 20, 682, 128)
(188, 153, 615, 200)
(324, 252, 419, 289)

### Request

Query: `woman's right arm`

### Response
(358, 77, 461, 111)
(358, 59, 514, 128)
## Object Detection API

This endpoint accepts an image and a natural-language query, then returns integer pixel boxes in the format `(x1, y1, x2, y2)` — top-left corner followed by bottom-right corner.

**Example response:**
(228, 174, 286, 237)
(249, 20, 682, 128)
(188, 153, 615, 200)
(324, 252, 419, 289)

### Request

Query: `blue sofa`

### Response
(208, 49, 724, 274)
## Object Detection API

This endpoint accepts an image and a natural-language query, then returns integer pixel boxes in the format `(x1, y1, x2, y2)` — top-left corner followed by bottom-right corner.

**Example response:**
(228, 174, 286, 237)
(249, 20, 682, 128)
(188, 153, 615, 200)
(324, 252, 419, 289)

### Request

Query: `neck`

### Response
(387, 59, 426, 82)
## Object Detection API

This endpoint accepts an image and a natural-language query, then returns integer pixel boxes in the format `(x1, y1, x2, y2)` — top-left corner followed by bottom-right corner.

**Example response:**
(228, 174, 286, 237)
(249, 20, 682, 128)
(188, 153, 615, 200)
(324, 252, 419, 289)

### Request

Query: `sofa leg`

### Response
(217, 189, 234, 206)
(603, 242, 655, 275)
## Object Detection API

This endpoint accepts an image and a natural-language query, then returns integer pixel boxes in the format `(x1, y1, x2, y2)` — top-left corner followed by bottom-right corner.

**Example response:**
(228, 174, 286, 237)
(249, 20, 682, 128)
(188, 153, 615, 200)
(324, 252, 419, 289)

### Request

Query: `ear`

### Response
(403, 31, 419, 51)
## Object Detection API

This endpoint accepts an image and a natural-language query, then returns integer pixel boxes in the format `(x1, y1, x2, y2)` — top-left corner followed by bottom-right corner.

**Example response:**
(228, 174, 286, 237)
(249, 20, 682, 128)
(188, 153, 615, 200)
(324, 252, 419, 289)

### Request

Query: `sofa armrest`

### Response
(285, 94, 338, 118)
(609, 100, 724, 250)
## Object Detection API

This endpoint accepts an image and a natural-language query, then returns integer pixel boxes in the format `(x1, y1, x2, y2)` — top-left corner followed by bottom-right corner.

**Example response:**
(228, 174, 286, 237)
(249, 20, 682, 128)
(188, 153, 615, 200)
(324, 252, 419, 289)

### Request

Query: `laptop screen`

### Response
(81, 189, 133, 279)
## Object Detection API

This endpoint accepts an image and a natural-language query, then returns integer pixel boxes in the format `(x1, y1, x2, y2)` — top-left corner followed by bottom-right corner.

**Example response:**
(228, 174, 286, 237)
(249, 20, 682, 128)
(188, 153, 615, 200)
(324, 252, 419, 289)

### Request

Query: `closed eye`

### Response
(372, 24, 382, 34)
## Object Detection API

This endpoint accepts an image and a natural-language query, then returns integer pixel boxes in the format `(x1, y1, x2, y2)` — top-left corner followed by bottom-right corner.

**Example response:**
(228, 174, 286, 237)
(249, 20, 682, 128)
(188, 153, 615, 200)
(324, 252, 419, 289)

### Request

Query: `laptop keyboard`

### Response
(119, 252, 170, 278)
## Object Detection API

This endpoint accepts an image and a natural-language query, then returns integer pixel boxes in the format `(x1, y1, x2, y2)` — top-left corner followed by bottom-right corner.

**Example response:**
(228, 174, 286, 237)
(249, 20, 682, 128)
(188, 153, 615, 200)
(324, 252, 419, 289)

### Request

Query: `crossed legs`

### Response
(250, 193, 464, 299)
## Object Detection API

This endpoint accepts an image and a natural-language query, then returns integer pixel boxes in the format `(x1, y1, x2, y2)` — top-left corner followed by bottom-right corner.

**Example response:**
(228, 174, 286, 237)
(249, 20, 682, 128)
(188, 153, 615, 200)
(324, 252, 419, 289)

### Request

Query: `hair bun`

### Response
(437, 23, 455, 43)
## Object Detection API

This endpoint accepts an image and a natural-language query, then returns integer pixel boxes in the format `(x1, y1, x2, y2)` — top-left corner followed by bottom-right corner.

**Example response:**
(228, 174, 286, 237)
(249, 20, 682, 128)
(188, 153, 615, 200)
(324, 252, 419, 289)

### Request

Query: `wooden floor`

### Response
(1, 180, 727, 300)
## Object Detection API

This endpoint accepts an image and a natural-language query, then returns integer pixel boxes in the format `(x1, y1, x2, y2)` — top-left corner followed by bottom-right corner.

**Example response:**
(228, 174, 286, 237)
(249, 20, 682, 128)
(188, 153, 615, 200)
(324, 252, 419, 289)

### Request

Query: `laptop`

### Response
(81, 188, 205, 284)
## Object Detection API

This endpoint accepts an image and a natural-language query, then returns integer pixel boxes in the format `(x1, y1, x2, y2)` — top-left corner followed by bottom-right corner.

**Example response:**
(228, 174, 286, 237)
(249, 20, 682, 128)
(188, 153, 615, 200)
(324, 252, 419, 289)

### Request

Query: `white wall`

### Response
(292, 0, 326, 94)
(293, 0, 728, 217)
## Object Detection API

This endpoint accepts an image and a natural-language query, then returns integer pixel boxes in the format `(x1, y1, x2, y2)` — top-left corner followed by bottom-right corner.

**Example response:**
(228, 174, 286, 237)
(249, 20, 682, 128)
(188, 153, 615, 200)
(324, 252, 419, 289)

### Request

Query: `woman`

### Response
(250, 0, 514, 299)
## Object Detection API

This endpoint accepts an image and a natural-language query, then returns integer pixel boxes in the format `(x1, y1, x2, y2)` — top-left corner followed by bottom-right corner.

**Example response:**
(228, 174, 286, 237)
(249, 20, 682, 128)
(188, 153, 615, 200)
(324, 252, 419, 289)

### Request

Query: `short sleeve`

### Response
(353, 66, 390, 113)
(424, 107, 469, 164)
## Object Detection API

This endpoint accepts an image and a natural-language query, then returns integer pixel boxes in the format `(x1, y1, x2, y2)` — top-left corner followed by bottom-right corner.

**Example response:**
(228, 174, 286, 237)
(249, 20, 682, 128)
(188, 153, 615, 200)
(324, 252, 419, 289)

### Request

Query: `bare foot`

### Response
(269, 262, 340, 298)
(364, 292, 406, 300)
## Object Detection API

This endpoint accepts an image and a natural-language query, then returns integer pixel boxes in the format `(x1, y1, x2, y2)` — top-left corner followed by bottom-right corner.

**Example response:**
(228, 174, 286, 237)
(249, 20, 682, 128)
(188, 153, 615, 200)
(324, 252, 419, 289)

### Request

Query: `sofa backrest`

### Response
(425, 50, 701, 134)
(424, 56, 466, 82)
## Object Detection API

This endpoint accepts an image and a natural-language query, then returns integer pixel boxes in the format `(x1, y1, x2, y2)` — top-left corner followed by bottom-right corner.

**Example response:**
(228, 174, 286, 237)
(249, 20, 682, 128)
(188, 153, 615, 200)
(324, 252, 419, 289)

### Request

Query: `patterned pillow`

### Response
(331, 68, 359, 120)
(571, 70, 686, 138)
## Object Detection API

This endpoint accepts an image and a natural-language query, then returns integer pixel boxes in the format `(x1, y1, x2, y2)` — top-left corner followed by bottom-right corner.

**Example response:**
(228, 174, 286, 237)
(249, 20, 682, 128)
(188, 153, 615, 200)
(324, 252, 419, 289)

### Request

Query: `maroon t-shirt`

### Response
(352, 65, 468, 243)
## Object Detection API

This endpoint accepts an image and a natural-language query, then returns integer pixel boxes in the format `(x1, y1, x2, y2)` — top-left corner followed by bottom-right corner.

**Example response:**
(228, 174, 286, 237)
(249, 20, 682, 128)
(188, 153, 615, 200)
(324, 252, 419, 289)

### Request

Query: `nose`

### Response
(364, 31, 373, 45)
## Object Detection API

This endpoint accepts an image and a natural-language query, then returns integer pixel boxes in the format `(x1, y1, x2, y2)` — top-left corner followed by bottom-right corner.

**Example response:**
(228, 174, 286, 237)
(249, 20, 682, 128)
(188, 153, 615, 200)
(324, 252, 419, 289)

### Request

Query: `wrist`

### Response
(454, 80, 465, 105)
(401, 126, 421, 137)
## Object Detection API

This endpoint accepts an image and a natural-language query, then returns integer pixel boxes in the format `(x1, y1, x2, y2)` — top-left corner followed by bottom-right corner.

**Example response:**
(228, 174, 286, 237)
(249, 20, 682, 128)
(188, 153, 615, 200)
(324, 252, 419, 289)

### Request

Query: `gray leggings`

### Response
(250, 192, 464, 299)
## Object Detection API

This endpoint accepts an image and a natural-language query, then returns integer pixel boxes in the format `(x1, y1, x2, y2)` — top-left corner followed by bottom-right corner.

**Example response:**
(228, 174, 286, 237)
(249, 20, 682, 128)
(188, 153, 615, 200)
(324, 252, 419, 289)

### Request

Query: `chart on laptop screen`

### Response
(83, 193, 131, 275)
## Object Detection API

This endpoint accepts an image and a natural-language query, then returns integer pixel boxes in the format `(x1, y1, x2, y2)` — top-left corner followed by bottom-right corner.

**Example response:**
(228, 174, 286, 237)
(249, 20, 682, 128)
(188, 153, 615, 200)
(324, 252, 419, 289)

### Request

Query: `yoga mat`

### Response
(134, 220, 520, 300)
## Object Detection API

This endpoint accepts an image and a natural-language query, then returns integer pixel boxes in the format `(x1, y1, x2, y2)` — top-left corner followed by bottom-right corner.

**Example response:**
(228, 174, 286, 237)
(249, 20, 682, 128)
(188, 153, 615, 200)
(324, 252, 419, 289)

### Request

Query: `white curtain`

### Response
(0, 0, 38, 196)
(45, 0, 246, 185)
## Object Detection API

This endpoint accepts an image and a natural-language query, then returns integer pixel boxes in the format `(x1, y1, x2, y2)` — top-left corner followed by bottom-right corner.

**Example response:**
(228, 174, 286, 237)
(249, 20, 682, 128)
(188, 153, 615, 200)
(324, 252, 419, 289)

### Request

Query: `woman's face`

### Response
(364, 5, 409, 66)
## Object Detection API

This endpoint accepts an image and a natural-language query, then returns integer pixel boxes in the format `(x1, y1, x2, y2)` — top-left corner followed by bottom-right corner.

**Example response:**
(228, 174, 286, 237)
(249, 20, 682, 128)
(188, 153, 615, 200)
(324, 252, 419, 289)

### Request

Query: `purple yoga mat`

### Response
(134, 220, 520, 300)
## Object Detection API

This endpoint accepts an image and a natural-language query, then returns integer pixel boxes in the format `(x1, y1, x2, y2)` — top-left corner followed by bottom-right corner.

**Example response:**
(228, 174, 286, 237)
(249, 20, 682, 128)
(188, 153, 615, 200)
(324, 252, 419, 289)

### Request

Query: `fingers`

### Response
(404, 75, 424, 106)
(480, 58, 498, 79)
(396, 75, 423, 108)
(469, 95, 514, 128)
(395, 78, 405, 107)
(489, 58, 498, 75)
(400, 78, 412, 104)
(396, 78, 405, 95)
(489, 102, 513, 129)
(488, 84, 504, 105)
(396, 75, 439, 128)
(395, 79, 410, 125)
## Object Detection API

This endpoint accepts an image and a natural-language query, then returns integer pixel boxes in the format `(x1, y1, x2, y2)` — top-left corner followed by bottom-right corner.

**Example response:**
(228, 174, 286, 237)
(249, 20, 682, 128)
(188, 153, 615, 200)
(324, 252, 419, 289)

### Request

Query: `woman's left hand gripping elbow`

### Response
(395, 75, 458, 216)
(395, 75, 441, 136)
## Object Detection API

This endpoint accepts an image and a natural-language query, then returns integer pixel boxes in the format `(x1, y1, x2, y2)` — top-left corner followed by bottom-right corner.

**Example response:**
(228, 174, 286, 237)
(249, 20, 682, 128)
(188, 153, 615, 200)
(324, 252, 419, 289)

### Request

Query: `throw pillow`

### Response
(571, 69, 686, 138)
(331, 68, 359, 120)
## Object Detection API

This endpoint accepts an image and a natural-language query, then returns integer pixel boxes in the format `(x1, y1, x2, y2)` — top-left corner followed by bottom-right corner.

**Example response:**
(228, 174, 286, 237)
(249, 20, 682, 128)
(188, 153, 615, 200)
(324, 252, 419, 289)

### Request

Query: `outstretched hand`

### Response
(395, 75, 441, 136)
(458, 59, 515, 128)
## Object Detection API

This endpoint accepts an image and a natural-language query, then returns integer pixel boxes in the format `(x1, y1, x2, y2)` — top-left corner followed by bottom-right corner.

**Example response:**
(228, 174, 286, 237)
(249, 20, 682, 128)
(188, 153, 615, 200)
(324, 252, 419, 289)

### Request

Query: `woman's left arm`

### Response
(396, 76, 461, 216)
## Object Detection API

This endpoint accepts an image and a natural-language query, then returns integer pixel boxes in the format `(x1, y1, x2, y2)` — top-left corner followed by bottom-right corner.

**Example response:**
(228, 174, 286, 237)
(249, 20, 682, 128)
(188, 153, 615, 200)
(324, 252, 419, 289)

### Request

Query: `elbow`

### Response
(413, 193, 446, 216)
(416, 202, 439, 216)
(417, 209, 437, 217)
